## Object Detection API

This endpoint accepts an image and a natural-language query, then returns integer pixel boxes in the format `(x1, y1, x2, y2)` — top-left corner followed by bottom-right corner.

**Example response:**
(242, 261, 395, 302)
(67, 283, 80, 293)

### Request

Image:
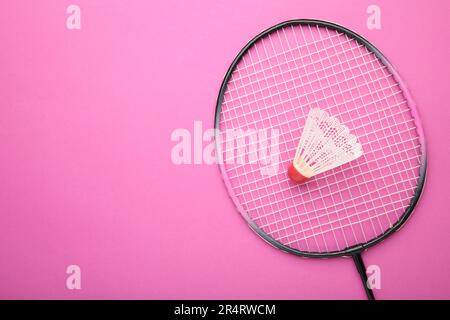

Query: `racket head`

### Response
(215, 19, 426, 258)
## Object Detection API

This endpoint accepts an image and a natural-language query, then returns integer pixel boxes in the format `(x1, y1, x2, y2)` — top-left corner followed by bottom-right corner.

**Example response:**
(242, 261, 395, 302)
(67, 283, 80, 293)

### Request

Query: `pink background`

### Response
(0, 0, 449, 299)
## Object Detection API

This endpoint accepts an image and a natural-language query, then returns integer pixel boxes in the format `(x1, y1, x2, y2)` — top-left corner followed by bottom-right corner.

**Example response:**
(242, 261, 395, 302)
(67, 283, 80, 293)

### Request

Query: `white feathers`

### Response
(292, 108, 363, 179)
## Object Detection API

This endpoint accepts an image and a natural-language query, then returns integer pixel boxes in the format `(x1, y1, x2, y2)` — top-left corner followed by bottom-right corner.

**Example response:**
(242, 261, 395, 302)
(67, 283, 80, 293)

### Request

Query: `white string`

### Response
(225, 51, 373, 101)
(285, 199, 413, 245)
(229, 33, 345, 78)
(220, 79, 397, 136)
(295, 25, 352, 249)
(274, 183, 416, 242)
(272, 26, 330, 249)
(220, 86, 402, 147)
(327, 27, 385, 234)
(233, 140, 418, 201)
(244, 39, 304, 247)
(222, 65, 390, 117)
(250, 157, 418, 222)
(226, 119, 416, 178)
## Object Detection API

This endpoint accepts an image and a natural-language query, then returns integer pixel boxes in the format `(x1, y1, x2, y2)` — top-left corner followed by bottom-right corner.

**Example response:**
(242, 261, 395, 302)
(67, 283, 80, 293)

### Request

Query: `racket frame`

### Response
(215, 19, 427, 258)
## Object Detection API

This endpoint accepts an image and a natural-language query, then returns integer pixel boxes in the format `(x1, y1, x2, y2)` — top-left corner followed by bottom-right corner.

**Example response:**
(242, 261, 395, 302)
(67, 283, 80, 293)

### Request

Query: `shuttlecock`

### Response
(288, 108, 363, 183)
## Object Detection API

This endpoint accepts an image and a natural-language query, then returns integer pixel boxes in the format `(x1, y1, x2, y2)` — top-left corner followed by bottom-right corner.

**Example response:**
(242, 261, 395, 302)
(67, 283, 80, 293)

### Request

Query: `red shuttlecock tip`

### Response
(288, 163, 309, 184)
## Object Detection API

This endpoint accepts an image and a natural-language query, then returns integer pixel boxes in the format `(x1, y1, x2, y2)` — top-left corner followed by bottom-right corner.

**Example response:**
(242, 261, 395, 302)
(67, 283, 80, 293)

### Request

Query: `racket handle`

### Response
(352, 253, 376, 300)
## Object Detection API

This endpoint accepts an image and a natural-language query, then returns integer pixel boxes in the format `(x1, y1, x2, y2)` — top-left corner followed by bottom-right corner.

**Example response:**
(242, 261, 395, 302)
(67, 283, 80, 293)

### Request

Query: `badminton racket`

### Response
(215, 19, 426, 300)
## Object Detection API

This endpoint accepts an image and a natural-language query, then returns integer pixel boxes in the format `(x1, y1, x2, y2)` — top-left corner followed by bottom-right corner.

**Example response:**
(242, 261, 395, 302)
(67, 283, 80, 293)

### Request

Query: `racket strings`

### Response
(233, 143, 419, 198)
(224, 43, 374, 103)
(222, 57, 390, 117)
(229, 32, 345, 79)
(238, 147, 419, 209)
(262, 174, 418, 235)
(240, 37, 307, 249)
(218, 24, 422, 253)
(223, 100, 412, 171)
(223, 29, 381, 106)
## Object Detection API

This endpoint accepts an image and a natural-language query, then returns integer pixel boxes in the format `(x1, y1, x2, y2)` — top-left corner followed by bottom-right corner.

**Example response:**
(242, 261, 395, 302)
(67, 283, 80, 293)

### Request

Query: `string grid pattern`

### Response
(218, 24, 423, 253)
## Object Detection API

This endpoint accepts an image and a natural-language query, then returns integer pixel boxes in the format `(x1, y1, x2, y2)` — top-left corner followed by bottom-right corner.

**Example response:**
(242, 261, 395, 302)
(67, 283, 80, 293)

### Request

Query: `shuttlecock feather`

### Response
(288, 108, 363, 183)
